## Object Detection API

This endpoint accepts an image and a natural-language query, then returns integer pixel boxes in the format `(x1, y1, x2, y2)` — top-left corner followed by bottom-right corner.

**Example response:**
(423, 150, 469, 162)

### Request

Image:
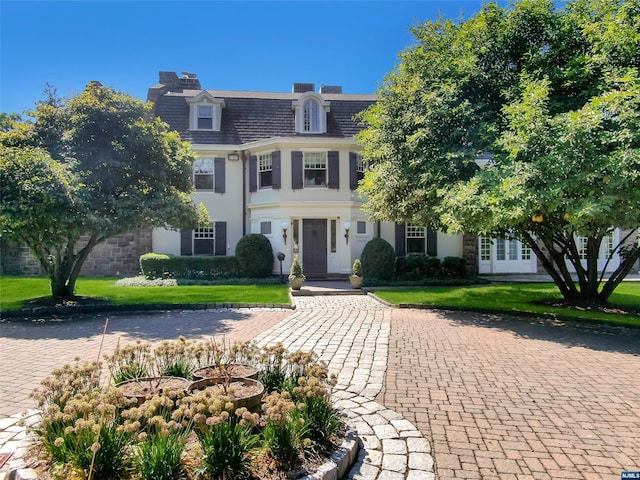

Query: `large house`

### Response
(147, 71, 638, 278)
(147, 71, 468, 277)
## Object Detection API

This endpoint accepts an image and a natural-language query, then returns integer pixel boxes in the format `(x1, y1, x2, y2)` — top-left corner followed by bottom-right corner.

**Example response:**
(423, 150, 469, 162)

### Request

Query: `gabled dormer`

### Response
(292, 91, 330, 134)
(186, 91, 225, 131)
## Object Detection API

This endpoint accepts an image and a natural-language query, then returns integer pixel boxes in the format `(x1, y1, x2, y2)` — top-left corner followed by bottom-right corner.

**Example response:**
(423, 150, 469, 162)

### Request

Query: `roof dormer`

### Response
(187, 91, 225, 131)
(292, 91, 330, 134)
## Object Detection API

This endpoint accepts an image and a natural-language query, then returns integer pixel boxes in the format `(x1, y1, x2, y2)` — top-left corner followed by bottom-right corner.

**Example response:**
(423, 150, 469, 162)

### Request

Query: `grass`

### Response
(0, 276, 291, 310)
(2, 276, 639, 328)
(371, 282, 640, 328)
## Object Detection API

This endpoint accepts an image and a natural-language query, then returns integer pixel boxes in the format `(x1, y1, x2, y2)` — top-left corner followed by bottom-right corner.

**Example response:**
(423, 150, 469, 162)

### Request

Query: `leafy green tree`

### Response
(0, 82, 198, 299)
(357, 0, 640, 303)
(0, 112, 21, 132)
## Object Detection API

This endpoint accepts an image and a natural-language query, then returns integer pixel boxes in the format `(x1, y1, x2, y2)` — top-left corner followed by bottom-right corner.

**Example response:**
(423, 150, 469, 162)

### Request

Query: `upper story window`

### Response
(194, 158, 214, 190)
(304, 152, 327, 186)
(356, 154, 368, 183)
(303, 99, 319, 132)
(187, 91, 225, 131)
(197, 106, 213, 129)
(292, 92, 329, 134)
(259, 153, 273, 189)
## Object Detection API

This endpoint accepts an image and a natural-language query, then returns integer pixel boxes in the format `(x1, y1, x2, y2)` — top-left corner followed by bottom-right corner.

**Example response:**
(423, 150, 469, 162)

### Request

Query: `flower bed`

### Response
(27, 338, 344, 479)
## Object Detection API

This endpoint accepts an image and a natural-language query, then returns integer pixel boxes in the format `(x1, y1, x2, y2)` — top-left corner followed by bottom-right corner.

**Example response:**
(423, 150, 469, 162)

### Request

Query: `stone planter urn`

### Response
(288, 254, 305, 290)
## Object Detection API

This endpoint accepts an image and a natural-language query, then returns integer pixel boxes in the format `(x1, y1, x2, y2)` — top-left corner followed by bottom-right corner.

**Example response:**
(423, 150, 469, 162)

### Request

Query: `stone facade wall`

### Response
(80, 230, 152, 277)
(0, 238, 43, 276)
(462, 233, 479, 276)
(0, 230, 152, 277)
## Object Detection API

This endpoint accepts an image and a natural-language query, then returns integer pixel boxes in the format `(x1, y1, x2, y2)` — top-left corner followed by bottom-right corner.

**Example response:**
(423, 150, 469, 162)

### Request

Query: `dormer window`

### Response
(293, 92, 329, 134)
(197, 106, 213, 129)
(187, 91, 225, 131)
(303, 99, 319, 132)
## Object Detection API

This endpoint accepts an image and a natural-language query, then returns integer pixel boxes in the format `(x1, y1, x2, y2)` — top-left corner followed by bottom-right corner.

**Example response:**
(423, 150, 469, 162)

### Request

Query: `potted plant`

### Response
(350, 258, 364, 289)
(288, 255, 305, 290)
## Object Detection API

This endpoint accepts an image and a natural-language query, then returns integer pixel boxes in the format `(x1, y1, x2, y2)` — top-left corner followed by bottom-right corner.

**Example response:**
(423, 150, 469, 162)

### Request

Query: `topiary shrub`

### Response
(361, 238, 395, 280)
(235, 234, 274, 278)
(441, 256, 467, 278)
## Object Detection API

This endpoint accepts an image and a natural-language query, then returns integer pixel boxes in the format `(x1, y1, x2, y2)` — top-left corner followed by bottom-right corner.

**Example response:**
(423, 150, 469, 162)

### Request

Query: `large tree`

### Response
(357, 0, 640, 303)
(0, 82, 198, 299)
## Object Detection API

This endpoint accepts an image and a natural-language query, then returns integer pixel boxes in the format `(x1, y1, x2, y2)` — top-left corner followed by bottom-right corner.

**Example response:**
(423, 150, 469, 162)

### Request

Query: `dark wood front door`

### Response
(302, 219, 327, 277)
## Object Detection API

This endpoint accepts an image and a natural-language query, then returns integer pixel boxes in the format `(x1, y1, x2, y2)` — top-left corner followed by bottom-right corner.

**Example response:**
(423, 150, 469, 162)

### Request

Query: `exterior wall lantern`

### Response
(282, 221, 289, 244)
(344, 222, 351, 244)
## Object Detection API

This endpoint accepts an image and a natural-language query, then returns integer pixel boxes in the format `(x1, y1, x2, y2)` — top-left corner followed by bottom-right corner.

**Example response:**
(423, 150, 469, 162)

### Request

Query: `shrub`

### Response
(351, 259, 363, 277)
(288, 255, 305, 279)
(140, 253, 240, 280)
(442, 256, 468, 278)
(235, 234, 274, 278)
(262, 392, 308, 467)
(361, 238, 395, 280)
(396, 254, 442, 279)
(135, 430, 189, 480)
(425, 256, 443, 277)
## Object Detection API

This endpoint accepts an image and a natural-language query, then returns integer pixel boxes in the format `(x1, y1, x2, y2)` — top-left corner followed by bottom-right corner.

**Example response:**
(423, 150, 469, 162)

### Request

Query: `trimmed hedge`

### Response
(140, 253, 240, 280)
(395, 254, 468, 279)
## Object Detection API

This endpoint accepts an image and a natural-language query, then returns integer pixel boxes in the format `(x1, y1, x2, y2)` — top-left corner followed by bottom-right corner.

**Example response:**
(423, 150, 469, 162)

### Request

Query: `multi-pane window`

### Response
(303, 99, 319, 132)
(578, 236, 589, 260)
(193, 224, 214, 255)
(480, 236, 491, 261)
(197, 105, 213, 129)
(406, 225, 426, 254)
(496, 238, 506, 261)
(356, 155, 368, 183)
(260, 221, 271, 235)
(193, 158, 214, 190)
(508, 239, 518, 260)
(258, 153, 273, 189)
(521, 242, 532, 260)
(304, 152, 327, 186)
(604, 232, 614, 259)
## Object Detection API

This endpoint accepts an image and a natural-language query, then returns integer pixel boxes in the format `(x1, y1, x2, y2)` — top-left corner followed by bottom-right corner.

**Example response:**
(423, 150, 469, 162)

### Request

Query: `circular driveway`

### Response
(1, 298, 639, 479)
(378, 308, 640, 479)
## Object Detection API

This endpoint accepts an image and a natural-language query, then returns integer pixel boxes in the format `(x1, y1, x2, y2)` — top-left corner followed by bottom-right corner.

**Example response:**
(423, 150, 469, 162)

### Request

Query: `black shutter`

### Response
(180, 230, 193, 256)
(426, 228, 438, 257)
(249, 155, 257, 192)
(214, 222, 227, 256)
(349, 152, 358, 190)
(214, 157, 225, 193)
(291, 151, 303, 189)
(272, 150, 281, 189)
(327, 151, 339, 189)
(395, 223, 406, 257)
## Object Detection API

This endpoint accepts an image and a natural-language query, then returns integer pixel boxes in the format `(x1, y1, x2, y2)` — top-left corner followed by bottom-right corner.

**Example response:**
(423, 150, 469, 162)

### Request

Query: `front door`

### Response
(302, 219, 327, 278)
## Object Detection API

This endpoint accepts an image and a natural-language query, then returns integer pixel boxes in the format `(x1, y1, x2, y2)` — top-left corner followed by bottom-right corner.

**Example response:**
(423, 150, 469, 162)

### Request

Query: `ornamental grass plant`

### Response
(27, 337, 343, 480)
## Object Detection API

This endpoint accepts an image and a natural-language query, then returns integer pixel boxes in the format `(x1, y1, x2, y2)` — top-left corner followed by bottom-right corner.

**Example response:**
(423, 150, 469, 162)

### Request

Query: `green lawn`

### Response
(0, 276, 291, 310)
(372, 282, 640, 328)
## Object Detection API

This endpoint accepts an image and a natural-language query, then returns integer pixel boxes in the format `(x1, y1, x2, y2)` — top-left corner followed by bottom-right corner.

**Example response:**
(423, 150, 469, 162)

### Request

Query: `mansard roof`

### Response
(151, 87, 376, 145)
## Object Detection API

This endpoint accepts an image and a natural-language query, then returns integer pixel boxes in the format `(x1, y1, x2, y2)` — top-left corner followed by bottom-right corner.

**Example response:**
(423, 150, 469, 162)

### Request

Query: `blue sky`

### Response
(1, 1, 503, 115)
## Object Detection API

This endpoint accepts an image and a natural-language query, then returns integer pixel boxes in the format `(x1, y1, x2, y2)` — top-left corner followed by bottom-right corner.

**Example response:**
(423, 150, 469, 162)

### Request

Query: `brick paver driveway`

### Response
(378, 308, 640, 480)
(0, 309, 289, 417)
